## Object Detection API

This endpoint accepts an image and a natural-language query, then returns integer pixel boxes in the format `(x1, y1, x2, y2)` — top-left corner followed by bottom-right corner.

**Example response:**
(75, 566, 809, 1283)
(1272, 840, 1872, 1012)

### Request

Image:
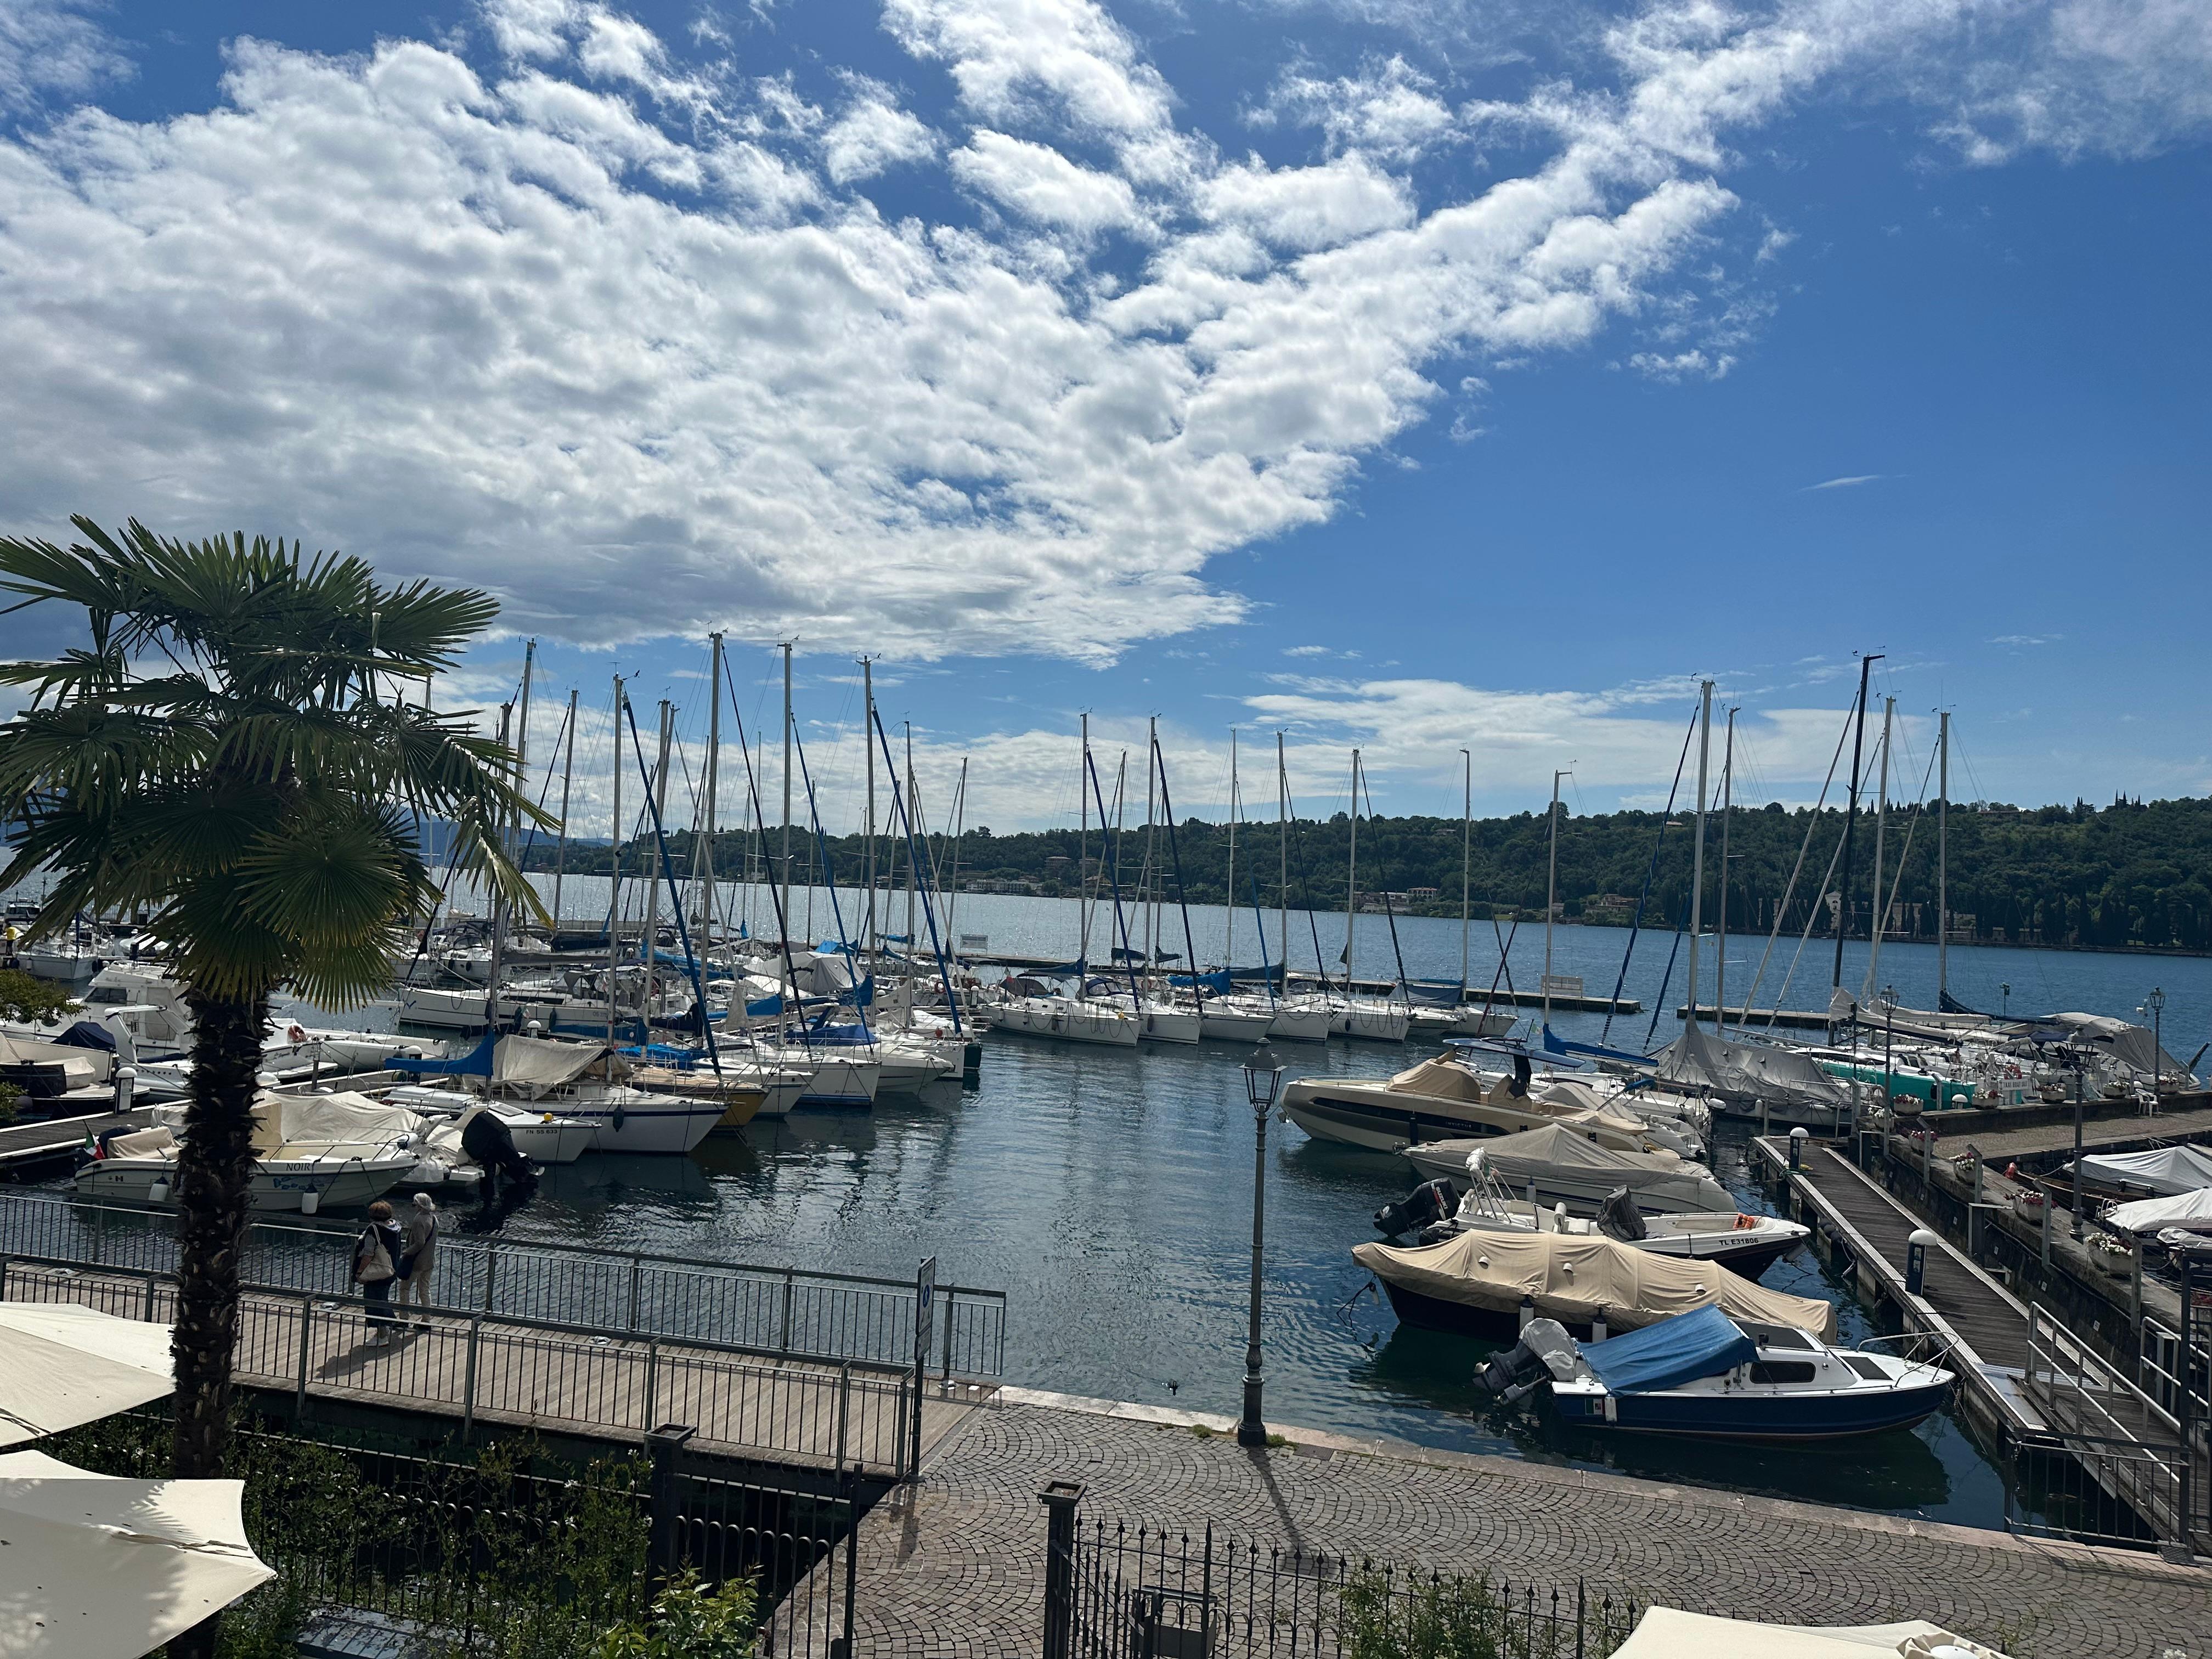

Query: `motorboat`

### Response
(1378, 1163, 1809, 1282)
(383, 1087, 600, 1164)
(2063, 1144, 2212, 1201)
(389, 1033, 724, 1153)
(76, 1118, 417, 1213)
(1479, 1306, 1955, 1440)
(1282, 1049, 1684, 1156)
(1351, 1227, 1837, 1341)
(1403, 1125, 1734, 1217)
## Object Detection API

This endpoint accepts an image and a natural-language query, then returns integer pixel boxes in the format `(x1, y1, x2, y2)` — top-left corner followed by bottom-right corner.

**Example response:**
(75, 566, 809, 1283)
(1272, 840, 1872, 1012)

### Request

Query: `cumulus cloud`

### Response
(952, 129, 1143, 229)
(1255, 54, 1457, 161)
(0, 0, 2196, 675)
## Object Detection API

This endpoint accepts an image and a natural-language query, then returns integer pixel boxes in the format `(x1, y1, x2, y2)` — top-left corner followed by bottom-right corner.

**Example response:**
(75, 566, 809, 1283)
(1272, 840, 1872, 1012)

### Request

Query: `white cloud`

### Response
(1806, 473, 1881, 489)
(951, 129, 1142, 229)
(1200, 154, 1414, 251)
(1257, 55, 1456, 161)
(0, 0, 131, 112)
(1989, 633, 2062, 647)
(0, 0, 2194, 679)
(822, 81, 937, 183)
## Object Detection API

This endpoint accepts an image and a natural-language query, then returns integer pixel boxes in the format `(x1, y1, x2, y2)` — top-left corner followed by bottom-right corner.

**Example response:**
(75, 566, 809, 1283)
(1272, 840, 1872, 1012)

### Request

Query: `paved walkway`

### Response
(831, 1391, 2208, 1659)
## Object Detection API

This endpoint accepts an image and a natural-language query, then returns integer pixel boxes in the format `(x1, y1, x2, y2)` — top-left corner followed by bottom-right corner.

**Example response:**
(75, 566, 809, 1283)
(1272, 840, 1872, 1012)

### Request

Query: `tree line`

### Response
(528, 792, 2212, 955)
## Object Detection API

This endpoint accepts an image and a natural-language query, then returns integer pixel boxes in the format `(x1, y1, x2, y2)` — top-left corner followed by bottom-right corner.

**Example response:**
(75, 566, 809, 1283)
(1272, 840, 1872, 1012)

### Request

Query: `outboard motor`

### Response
(1594, 1187, 1647, 1243)
(460, 1109, 537, 1203)
(1475, 1317, 1581, 1405)
(1508, 1053, 1532, 1099)
(1373, 1178, 1456, 1240)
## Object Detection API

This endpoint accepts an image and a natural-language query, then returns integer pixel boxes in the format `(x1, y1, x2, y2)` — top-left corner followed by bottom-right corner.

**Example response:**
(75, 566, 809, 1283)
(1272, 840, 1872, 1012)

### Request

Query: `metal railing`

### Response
(3, 1256, 918, 1479)
(1045, 1510, 1638, 1659)
(0, 1186, 1005, 1379)
(2019, 1305, 2201, 1553)
(49, 1410, 860, 1657)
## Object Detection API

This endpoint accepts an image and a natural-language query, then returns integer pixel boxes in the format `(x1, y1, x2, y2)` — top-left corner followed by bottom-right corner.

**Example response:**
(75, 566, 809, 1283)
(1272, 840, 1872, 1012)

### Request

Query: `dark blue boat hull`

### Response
(1553, 1378, 1953, 1440)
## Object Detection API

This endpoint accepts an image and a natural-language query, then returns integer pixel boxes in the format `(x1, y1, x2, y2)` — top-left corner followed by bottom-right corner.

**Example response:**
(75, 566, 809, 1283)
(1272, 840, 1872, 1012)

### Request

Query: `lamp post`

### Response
(2146, 986, 2166, 1097)
(2001, 982, 2010, 1019)
(1238, 1042, 1284, 1449)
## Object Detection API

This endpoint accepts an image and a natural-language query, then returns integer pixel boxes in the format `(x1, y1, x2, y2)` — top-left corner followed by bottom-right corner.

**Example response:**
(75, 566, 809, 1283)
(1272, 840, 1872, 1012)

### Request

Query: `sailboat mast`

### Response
(487, 701, 512, 1026)
(552, 687, 579, 930)
(642, 700, 672, 1013)
(1344, 751, 1360, 998)
(1685, 681, 1714, 1030)
(1832, 654, 1879, 990)
(1143, 716, 1159, 970)
(1460, 749, 1471, 995)
(1543, 765, 1565, 1030)
(1225, 730, 1238, 969)
(1937, 709, 1950, 1005)
(1865, 695, 1894, 1003)
(1078, 714, 1092, 965)
(1715, 706, 1735, 1031)
(904, 722, 917, 951)
(701, 635, 721, 944)
(780, 644, 794, 955)
(863, 657, 876, 957)
(1277, 732, 1289, 1002)
(607, 676, 623, 1045)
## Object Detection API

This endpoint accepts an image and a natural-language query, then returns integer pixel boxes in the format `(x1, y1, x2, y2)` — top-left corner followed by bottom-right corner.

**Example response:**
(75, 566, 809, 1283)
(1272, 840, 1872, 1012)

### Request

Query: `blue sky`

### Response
(0, 0, 2205, 837)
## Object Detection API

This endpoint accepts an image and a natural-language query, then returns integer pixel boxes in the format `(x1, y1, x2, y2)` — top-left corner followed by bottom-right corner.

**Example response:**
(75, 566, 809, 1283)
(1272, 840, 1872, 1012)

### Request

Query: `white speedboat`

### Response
(1281, 1051, 1680, 1156)
(1480, 1307, 1955, 1440)
(385, 1088, 599, 1164)
(76, 1124, 416, 1212)
(1403, 1127, 1733, 1217)
(1378, 1165, 1809, 1282)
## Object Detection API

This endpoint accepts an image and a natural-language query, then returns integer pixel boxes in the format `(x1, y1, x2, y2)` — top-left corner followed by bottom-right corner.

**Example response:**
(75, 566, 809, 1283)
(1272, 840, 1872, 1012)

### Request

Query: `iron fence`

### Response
(1047, 1513, 1638, 1659)
(0, 1186, 1005, 1377)
(3, 1256, 919, 1478)
(46, 1410, 860, 1657)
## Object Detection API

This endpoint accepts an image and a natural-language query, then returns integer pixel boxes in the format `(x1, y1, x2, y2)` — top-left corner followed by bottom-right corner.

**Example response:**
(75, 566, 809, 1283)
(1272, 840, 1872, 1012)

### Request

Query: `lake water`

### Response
(311, 879, 2212, 1532)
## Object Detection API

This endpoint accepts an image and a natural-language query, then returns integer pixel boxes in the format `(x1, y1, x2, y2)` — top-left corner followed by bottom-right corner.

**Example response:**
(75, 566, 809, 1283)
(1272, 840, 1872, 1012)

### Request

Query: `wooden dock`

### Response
(2, 1261, 980, 1481)
(1753, 1136, 2046, 1437)
(0, 1107, 150, 1175)
(1929, 1102, 2212, 1167)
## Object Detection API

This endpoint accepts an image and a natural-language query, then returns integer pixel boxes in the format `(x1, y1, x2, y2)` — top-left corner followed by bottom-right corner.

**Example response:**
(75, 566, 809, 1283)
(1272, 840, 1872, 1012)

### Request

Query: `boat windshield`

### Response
(1735, 1321, 1816, 1350)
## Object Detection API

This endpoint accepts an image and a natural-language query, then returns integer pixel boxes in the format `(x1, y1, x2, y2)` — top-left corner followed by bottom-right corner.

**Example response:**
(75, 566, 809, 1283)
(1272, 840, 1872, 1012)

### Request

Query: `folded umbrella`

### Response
(0, 1302, 175, 1447)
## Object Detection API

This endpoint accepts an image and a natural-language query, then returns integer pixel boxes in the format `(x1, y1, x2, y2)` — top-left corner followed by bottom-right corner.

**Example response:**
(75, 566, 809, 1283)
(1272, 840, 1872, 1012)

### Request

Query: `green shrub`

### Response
(589, 1572, 761, 1659)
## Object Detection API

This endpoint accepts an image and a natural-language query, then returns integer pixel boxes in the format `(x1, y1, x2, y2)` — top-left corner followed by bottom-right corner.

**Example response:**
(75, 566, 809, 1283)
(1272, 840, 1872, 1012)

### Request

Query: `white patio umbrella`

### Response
(0, 1302, 175, 1448)
(1615, 1608, 2010, 1658)
(0, 1448, 275, 1658)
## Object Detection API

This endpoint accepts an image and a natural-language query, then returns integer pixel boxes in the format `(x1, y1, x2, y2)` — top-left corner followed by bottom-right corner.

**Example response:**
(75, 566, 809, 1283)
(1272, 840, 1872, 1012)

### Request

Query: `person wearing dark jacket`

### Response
(354, 1200, 405, 1346)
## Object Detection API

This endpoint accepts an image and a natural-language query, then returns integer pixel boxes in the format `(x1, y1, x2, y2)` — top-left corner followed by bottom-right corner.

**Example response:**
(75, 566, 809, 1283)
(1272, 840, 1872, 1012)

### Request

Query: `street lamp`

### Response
(1238, 1042, 1285, 1449)
(2146, 986, 2166, 1097)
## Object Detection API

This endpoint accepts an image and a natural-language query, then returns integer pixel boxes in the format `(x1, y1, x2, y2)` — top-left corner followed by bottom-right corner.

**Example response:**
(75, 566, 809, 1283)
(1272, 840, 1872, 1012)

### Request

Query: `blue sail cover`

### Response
(388, 1030, 497, 1077)
(1401, 979, 1467, 1008)
(1580, 1304, 1754, 1393)
(1169, 968, 1235, 993)
(1541, 1024, 1655, 1066)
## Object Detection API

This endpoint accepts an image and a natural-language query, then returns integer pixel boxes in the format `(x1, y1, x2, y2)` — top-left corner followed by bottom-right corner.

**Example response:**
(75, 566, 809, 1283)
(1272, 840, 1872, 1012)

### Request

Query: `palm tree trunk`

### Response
(166, 986, 269, 1657)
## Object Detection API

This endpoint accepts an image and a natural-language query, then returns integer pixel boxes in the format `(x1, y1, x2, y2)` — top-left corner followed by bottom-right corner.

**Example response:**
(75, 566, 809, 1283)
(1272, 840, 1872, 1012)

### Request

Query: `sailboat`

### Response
(1322, 750, 1409, 1042)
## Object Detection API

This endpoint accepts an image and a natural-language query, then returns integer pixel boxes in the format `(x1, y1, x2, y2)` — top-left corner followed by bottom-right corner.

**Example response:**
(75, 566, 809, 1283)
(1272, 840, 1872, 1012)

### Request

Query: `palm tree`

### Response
(0, 518, 539, 1650)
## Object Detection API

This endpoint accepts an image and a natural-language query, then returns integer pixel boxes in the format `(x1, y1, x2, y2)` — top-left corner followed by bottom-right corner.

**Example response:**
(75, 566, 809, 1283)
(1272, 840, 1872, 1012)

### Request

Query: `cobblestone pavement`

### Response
(831, 1390, 2208, 1659)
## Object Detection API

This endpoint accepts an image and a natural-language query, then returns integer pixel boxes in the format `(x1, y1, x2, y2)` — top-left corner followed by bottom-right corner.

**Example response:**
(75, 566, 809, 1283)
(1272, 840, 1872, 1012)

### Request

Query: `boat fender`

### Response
(611, 1105, 627, 1132)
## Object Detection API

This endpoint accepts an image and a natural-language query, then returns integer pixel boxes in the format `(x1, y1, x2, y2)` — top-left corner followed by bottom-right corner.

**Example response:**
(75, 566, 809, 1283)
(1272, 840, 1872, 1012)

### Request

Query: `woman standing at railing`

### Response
(399, 1192, 441, 1325)
(354, 1200, 403, 1347)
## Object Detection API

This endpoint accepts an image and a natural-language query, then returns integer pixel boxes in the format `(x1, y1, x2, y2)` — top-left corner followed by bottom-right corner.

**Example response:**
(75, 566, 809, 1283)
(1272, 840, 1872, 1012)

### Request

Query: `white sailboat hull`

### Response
(1138, 1004, 1201, 1044)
